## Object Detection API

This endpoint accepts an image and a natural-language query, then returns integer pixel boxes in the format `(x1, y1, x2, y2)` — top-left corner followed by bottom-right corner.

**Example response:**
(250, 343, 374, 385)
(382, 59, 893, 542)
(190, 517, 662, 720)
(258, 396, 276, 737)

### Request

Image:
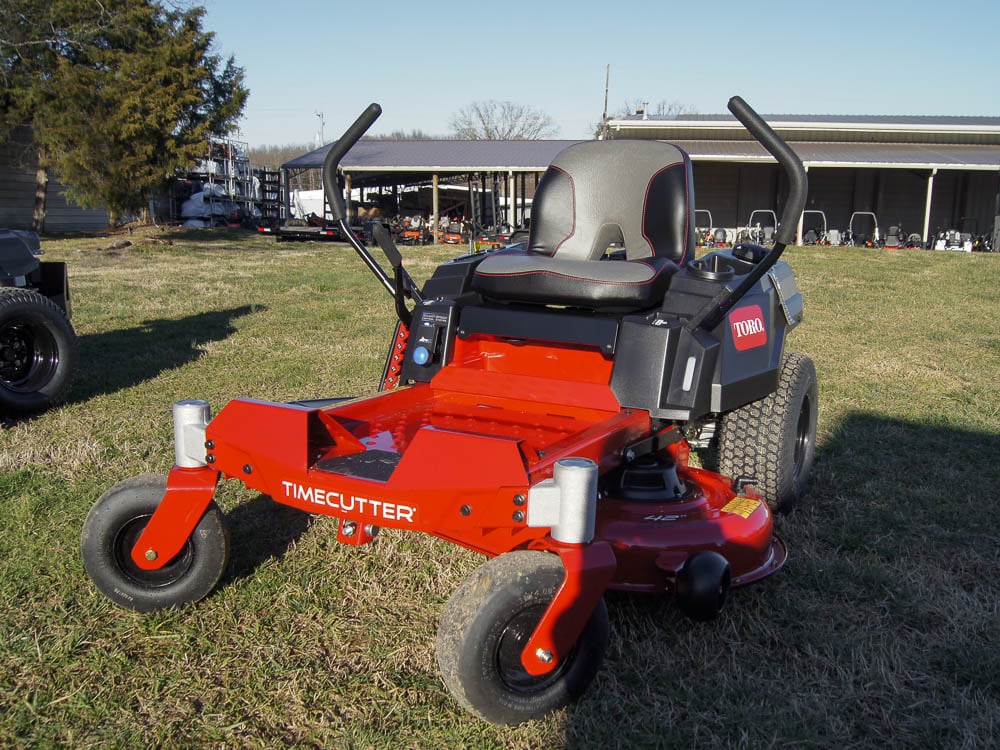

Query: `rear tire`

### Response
(717, 352, 818, 512)
(436, 551, 609, 724)
(81, 473, 229, 612)
(0, 288, 78, 416)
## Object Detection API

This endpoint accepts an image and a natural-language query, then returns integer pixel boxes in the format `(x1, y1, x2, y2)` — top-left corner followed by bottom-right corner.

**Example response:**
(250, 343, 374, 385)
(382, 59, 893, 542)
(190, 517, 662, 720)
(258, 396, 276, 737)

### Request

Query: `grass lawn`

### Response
(2, 228, 999, 748)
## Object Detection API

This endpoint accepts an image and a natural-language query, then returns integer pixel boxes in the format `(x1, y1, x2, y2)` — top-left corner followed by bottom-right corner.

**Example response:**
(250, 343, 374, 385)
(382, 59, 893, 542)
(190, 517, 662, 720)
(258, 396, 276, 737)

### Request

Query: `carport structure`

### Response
(281, 140, 580, 242)
(607, 113, 1000, 245)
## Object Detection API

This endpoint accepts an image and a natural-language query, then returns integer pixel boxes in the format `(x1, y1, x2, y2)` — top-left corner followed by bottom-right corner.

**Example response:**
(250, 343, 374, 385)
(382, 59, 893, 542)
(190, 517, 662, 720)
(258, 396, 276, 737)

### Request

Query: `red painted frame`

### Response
(130, 330, 782, 677)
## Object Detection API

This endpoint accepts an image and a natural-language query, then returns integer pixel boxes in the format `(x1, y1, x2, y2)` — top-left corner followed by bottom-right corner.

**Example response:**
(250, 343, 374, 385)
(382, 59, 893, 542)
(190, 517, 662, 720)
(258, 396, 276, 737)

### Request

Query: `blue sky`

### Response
(201, 0, 1000, 147)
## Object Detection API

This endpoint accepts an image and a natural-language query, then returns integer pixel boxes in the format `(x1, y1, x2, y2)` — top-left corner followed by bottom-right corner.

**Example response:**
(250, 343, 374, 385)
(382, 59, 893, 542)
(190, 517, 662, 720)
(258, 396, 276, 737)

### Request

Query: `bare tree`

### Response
(450, 101, 558, 140)
(367, 128, 437, 141)
(594, 99, 697, 138)
(618, 99, 696, 118)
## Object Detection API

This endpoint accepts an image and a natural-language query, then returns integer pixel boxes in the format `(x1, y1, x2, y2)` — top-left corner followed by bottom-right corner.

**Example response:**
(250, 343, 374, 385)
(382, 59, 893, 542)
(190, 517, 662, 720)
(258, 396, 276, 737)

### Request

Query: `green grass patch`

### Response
(2, 230, 999, 746)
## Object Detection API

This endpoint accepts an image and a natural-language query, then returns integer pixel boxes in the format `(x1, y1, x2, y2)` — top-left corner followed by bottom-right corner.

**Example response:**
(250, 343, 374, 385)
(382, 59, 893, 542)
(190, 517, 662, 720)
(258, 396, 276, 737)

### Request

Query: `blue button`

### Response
(413, 346, 430, 365)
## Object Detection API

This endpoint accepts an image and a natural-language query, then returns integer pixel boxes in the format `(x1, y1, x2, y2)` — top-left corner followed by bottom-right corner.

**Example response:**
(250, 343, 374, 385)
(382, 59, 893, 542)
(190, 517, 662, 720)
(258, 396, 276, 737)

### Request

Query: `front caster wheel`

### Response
(676, 550, 731, 621)
(436, 551, 609, 725)
(81, 473, 229, 612)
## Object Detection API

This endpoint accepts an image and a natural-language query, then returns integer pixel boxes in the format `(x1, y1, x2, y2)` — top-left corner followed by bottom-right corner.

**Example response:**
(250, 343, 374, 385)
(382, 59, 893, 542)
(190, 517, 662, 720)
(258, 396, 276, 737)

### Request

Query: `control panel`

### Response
(399, 300, 458, 383)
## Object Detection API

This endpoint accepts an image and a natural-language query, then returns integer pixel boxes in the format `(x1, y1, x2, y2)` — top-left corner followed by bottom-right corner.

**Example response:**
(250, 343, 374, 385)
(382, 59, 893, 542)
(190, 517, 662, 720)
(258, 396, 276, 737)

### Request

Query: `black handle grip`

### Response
(727, 96, 806, 245)
(322, 103, 382, 223)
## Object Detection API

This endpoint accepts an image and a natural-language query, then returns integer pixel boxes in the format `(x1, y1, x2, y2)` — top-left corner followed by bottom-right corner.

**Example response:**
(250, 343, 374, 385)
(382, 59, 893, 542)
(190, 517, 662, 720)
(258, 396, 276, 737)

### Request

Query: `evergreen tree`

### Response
(0, 0, 247, 229)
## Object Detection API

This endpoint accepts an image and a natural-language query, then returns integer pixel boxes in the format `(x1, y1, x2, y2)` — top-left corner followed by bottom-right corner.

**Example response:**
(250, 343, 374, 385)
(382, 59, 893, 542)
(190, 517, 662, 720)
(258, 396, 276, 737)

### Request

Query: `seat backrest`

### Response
(527, 140, 695, 265)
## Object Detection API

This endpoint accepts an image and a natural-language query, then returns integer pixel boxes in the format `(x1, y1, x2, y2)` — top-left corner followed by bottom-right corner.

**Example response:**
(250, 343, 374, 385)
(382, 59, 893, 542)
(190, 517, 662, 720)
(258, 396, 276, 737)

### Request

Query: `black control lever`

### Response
(373, 222, 422, 326)
(685, 97, 807, 333)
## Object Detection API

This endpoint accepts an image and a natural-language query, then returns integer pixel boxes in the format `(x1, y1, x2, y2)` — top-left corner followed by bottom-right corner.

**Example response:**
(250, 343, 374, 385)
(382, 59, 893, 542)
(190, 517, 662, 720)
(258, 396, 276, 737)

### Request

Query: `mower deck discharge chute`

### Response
(82, 96, 816, 724)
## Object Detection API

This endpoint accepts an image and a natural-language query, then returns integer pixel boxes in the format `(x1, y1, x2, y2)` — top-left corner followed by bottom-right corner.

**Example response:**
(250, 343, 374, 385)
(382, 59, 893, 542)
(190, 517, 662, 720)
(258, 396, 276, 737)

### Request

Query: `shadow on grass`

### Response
(71, 306, 261, 402)
(560, 412, 1000, 747)
(222, 494, 313, 584)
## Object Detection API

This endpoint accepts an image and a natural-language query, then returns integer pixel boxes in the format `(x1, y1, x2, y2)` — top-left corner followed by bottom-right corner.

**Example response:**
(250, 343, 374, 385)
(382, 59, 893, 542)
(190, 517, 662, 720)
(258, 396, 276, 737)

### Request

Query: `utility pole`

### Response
(315, 111, 325, 145)
(601, 64, 610, 140)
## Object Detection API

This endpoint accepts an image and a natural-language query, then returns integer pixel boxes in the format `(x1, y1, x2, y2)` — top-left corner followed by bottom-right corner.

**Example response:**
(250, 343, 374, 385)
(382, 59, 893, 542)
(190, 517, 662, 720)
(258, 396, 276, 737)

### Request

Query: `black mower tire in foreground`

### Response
(717, 352, 818, 513)
(80, 473, 231, 612)
(0, 229, 78, 416)
(436, 551, 610, 725)
(0, 288, 78, 416)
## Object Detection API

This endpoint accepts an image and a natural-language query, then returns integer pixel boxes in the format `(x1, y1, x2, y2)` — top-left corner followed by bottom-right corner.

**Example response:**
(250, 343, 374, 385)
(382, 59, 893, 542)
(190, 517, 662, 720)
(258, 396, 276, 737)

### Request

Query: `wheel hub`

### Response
(115, 515, 194, 587)
(0, 320, 58, 390)
(495, 604, 568, 693)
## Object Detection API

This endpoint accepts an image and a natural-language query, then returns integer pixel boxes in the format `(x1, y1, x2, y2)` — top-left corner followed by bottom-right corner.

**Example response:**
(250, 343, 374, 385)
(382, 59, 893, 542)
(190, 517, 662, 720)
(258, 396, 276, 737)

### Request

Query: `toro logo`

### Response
(729, 304, 767, 351)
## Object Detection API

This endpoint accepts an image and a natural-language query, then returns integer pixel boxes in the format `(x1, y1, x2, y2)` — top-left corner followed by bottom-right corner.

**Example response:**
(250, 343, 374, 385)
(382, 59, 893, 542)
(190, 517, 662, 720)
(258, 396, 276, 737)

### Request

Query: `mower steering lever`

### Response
(373, 222, 423, 326)
(320, 102, 418, 303)
(685, 96, 808, 333)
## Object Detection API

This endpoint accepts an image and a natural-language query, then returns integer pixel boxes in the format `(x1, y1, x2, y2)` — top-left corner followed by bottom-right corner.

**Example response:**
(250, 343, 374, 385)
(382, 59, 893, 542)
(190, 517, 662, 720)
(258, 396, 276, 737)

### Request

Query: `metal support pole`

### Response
(344, 173, 352, 224)
(432, 173, 439, 244)
(923, 168, 937, 245)
(280, 168, 290, 222)
(796, 164, 808, 245)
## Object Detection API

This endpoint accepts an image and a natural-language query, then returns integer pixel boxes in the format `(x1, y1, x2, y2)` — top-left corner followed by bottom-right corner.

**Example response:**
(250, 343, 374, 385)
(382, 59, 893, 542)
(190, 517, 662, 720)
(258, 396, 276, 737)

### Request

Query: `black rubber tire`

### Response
(0, 288, 78, 416)
(717, 352, 818, 513)
(436, 550, 609, 725)
(676, 550, 731, 622)
(80, 473, 230, 612)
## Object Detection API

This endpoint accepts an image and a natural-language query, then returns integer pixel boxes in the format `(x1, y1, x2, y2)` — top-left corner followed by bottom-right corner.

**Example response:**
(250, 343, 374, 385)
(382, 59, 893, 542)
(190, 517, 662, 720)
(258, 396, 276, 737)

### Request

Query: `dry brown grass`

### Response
(2, 231, 998, 747)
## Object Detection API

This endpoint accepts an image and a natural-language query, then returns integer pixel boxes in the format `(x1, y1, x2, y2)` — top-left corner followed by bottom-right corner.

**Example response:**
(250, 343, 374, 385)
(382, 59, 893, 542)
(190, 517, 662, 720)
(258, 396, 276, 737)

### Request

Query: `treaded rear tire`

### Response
(0, 288, 78, 416)
(717, 352, 818, 512)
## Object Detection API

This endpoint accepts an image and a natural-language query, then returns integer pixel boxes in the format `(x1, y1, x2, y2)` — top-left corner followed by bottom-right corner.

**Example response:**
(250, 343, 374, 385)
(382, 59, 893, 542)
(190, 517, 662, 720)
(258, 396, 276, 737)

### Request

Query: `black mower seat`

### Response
(472, 140, 695, 312)
(471, 248, 679, 311)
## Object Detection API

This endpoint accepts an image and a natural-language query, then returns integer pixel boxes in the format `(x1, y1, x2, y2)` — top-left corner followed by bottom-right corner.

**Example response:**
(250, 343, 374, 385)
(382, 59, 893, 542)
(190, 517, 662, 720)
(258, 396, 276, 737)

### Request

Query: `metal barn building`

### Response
(607, 112, 1000, 244)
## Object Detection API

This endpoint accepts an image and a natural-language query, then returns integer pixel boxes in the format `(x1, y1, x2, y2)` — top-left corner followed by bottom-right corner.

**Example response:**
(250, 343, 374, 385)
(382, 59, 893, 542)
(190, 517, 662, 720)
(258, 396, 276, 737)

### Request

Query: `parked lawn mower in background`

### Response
(81, 96, 817, 725)
(883, 224, 903, 250)
(695, 209, 714, 247)
(473, 224, 511, 251)
(801, 210, 827, 245)
(847, 211, 880, 247)
(440, 222, 466, 245)
(0, 229, 78, 417)
(933, 229, 973, 252)
(738, 209, 778, 245)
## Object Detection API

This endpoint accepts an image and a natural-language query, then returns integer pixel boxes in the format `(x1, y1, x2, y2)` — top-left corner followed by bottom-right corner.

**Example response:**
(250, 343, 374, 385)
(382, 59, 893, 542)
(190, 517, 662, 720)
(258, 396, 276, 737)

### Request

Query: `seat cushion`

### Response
(527, 141, 695, 265)
(472, 250, 678, 312)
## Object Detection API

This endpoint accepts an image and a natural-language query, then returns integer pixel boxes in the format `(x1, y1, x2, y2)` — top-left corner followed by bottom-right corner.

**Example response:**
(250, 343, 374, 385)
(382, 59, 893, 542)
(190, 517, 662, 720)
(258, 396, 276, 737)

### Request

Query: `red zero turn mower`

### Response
(81, 97, 817, 725)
